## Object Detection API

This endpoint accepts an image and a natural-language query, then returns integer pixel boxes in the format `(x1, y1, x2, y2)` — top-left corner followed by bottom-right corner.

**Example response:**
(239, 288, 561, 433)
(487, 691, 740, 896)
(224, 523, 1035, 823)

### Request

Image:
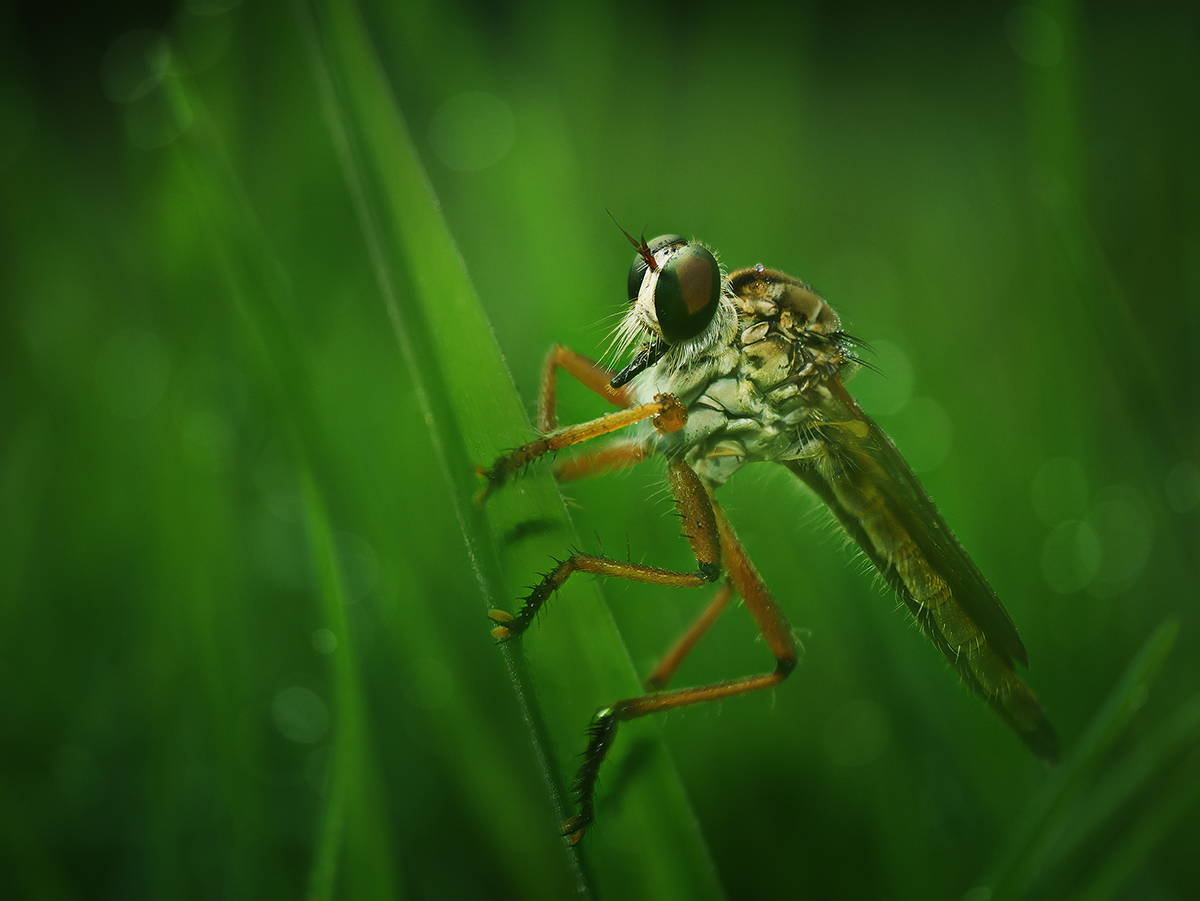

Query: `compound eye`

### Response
(626, 234, 687, 301)
(654, 243, 720, 342)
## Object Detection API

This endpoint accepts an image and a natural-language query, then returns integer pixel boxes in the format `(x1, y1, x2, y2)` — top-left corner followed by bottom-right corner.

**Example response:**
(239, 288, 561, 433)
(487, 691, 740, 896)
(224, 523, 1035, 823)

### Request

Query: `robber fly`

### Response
(477, 228, 1058, 844)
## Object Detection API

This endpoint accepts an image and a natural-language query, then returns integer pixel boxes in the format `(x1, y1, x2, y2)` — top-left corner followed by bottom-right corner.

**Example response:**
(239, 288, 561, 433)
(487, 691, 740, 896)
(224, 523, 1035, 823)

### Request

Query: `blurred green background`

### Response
(2, 0, 1198, 898)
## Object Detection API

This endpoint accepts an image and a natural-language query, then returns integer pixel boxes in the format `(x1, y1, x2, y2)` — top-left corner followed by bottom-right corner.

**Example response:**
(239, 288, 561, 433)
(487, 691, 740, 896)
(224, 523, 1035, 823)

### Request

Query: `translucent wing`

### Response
(788, 377, 1058, 761)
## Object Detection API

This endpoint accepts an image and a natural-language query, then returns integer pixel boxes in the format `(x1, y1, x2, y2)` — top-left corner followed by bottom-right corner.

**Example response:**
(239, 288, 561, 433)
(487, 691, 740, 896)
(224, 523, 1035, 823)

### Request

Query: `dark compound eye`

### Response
(626, 234, 687, 302)
(654, 243, 720, 342)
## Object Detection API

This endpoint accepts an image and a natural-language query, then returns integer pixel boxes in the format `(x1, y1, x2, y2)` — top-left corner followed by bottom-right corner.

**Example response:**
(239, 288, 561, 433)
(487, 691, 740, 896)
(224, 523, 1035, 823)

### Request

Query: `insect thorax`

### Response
(643, 266, 853, 488)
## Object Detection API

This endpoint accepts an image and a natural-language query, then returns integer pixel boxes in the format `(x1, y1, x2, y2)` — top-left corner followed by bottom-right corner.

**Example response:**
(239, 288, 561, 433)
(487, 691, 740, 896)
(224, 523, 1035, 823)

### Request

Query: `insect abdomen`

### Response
(790, 455, 1059, 762)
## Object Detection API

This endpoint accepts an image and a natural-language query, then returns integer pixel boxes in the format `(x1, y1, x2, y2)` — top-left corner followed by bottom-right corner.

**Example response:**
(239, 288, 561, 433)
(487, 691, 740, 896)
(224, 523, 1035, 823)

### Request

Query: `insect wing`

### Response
(790, 377, 1029, 670)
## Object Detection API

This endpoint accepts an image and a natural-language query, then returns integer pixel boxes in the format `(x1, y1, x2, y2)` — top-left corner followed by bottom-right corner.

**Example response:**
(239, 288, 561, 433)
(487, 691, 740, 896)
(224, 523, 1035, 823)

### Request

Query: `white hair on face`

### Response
(605, 240, 737, 380)
(605, 299, 652, 368)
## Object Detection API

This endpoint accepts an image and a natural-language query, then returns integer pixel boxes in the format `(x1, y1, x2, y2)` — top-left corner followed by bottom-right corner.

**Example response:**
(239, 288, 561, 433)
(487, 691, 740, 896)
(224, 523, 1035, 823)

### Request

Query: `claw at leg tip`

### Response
(561, 817, 586, 846)
(488, 610, 515, 641)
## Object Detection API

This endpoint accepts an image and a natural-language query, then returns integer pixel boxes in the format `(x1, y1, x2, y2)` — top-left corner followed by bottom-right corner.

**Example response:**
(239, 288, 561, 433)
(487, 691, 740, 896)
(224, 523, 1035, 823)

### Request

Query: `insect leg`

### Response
(538, 344, 635, 432)
(488, 457, 719, 640)
(708, 491, 801, 675)
(551, 438, 651, 483)
(644, 580, 734, 690)
(559, 475, 801, 845)
(475, 393, 684, 504)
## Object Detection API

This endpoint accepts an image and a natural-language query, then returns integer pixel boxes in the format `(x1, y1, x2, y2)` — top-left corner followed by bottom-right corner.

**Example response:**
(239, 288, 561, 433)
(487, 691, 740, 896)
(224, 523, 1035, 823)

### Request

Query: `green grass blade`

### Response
(983, 619, 1179, 900)
(302, 468, 401, 901)
(160, 69, 404, 898)
(1071, 766, 1200, 901)
(295, 1, 723, 898)
(1065, 693, 1200, 901)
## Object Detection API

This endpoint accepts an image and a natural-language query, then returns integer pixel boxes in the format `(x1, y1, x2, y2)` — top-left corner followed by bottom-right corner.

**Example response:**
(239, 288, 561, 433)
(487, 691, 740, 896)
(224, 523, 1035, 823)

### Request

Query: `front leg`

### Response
(537, 344, 635, 432)
(474, 393, 686, 504)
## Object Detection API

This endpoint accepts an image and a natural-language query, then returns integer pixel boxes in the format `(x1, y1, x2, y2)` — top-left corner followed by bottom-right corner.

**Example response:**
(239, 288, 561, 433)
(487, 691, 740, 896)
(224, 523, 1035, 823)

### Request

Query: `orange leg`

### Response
(558, 490, 800, 845)
(708, 490, 800, 677)
(479, 348, 799, 844)
(500, 468, 801, 845)
(645, 580, 734, 691)
(488, 458, 720, 640)
(538, 344, 635, 432)
(477, 343, 658, 503)
(475, 393, 684, 504)
(551, 438, 651, 483)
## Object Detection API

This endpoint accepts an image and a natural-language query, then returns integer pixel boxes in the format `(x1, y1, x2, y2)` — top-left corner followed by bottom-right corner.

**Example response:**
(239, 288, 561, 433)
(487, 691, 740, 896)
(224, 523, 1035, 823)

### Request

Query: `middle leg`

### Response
(488, 456, 721, 639)
(559, 483, 802, 844)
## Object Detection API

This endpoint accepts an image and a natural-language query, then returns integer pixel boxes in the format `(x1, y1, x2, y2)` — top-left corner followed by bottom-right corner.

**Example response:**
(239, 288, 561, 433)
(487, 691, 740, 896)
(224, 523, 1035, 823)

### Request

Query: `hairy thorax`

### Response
(633, 266, 855, 488)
